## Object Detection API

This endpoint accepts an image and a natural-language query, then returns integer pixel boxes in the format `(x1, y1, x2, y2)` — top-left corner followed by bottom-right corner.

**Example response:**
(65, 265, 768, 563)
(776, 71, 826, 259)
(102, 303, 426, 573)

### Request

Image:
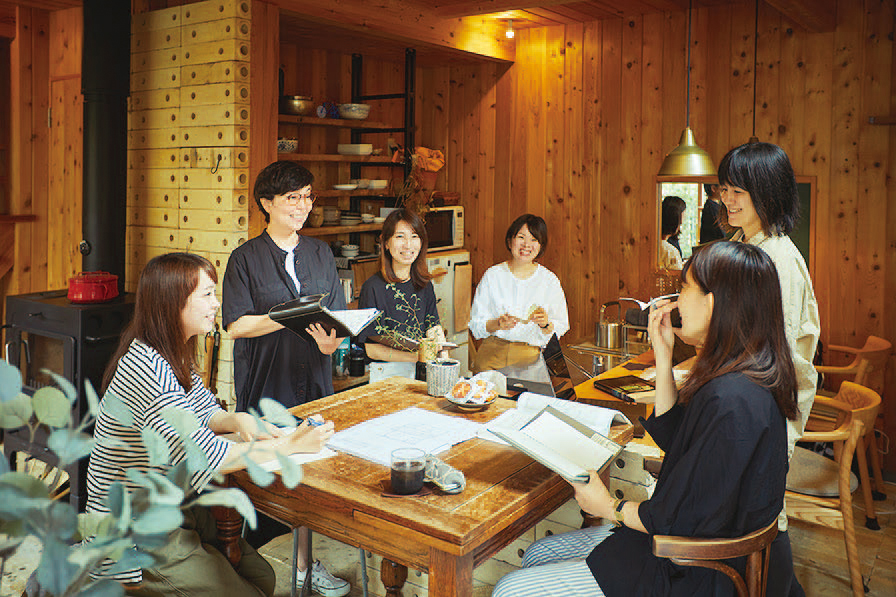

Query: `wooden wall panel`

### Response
(420, 0, 896, 469)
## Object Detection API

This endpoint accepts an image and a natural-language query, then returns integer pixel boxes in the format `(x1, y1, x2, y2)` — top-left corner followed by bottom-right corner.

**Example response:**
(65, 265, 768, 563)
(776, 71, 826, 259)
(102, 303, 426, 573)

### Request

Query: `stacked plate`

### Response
(340, 212, 361, 227)
(322, 207, 341, 226)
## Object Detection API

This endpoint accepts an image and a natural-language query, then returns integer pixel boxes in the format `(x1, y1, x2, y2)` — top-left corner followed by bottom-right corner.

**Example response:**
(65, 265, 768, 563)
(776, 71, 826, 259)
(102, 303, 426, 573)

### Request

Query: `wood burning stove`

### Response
(3, 290, 134, 511)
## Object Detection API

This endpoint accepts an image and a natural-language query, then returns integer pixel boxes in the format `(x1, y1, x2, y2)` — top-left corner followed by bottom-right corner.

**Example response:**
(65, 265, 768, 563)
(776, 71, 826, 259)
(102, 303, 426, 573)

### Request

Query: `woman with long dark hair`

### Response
(90, 252, 334, 596)
(492, 241, 797, 596)
(356, 209, 447, 375)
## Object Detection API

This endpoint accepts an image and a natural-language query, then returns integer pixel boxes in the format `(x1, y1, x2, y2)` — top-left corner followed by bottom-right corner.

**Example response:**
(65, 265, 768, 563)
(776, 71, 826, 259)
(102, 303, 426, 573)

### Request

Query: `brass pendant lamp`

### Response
(658, 0, 715, 176)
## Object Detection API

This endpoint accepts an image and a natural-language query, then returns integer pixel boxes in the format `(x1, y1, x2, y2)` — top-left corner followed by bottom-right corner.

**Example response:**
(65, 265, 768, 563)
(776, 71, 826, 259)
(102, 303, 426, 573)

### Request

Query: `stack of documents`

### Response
(328, 407, 483, 466)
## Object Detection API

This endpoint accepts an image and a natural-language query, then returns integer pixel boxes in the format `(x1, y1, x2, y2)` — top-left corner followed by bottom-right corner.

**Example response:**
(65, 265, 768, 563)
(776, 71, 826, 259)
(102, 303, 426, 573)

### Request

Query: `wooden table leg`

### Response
(428, 549, 473, 597)
(212, 504, 244, 567)
(381, 559, 407, 597)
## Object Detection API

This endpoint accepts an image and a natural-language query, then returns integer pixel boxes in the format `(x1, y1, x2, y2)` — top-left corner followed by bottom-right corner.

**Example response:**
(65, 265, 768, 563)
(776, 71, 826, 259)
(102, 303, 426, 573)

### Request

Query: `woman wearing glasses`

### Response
(222, 160, 350, 597)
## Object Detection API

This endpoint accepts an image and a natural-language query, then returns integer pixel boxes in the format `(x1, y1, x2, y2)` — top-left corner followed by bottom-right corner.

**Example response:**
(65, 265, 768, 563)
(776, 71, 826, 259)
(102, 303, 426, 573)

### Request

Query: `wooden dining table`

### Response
(215, 377, 633, 597)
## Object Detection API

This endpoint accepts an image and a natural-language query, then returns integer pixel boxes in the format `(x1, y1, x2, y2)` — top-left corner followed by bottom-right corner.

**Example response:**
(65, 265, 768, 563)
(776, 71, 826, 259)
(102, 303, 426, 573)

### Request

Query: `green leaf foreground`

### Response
(0, 360, 305, 596)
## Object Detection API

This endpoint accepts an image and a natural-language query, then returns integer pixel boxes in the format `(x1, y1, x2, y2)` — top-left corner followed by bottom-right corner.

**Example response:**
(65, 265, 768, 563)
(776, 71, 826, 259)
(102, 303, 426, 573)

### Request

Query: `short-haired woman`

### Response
(492, 241, 797, 596)
(718, 141, 820, 595)
(468, 214, 569, 373)
(356, 209, 446, 375)
(89, 252, 334, 596)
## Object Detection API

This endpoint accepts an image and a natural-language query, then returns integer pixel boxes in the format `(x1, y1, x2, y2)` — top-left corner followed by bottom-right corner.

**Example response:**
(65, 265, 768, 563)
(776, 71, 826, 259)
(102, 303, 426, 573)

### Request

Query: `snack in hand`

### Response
(526, 305, 543, 321)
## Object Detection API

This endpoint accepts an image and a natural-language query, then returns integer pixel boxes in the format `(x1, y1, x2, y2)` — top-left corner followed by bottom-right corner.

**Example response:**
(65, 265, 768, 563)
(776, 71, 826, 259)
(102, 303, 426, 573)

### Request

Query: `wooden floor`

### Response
(788, 480, 896, 596)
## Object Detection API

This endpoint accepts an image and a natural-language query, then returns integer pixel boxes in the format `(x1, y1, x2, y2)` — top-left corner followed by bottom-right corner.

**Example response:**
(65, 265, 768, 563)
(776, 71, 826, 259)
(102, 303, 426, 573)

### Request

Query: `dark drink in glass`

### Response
(390, 448, 425, 495)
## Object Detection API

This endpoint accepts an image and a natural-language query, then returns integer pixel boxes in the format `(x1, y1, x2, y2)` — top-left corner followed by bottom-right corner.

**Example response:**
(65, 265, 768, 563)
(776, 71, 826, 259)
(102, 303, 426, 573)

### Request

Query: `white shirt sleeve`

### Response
(469, 265, 499, 340)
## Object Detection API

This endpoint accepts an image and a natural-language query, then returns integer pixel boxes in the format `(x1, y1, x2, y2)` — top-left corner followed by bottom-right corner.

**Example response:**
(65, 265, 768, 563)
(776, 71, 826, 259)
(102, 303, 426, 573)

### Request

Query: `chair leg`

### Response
(839, 473, 866, 596)
(868, 429, 887, 501)
(359, 548, 369, 597)
(854, 436, 880, 530)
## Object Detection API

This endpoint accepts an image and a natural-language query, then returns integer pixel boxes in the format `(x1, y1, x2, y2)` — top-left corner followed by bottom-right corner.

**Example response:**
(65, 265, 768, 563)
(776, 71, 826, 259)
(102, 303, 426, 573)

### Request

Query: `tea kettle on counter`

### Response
(595, 301, 623, 350)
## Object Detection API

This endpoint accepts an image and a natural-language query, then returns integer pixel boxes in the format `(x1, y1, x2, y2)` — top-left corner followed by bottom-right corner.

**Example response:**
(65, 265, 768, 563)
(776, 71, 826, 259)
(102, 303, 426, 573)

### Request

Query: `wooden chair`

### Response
(817, 335, 890, 397)
(652, 519, 778, 597)
(786, 405, 867, 596)
(796, 382, 884, 529)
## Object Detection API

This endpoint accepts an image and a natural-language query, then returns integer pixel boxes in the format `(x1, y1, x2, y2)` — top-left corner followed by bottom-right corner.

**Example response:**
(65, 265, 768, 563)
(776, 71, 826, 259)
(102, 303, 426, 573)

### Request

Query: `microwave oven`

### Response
(425, 206, 464, 250)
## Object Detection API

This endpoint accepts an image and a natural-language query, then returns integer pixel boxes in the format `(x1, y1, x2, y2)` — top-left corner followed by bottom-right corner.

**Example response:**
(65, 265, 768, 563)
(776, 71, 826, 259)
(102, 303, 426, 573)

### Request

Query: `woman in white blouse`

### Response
(469, 214, 570, 373)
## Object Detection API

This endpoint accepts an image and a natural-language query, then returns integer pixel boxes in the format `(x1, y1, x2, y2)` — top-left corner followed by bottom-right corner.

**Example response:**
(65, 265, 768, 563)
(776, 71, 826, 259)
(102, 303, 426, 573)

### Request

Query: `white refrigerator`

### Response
(426, 249, 472, 376)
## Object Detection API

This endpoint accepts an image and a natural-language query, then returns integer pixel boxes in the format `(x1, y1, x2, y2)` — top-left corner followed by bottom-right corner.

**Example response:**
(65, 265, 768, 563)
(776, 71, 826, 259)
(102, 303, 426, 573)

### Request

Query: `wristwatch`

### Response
(613, 498, 627, 527)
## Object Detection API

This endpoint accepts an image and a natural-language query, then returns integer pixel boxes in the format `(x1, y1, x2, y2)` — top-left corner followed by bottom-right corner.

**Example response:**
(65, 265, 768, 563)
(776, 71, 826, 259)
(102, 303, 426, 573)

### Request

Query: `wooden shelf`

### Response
(278, 114, 394, 129)
(278, 152, 399, 164)
(302, 223, 382, 236)
(316, 189, 391, 198)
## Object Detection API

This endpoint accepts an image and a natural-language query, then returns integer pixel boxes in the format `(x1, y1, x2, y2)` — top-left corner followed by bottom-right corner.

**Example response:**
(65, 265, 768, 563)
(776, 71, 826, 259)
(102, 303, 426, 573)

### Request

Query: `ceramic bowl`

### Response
(445, 392, 497, 412)
(360, 214, 375, 223)
(337, 143, 373, 156)
(276, 138, 298, 153)
(337, 103, 371, 120)
(373, 216, 386, 224)
(350, 179, 370, 189)
(333, 183, 358, 191)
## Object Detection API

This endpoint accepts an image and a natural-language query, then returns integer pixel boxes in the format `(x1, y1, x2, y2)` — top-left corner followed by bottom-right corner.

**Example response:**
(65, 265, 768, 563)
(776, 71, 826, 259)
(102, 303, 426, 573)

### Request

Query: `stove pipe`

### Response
(80, 0, 130, 294)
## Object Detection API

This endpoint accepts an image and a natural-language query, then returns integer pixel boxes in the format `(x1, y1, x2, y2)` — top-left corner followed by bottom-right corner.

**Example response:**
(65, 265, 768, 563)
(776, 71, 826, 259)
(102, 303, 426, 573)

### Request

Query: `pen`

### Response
(295, 417, 325, 427)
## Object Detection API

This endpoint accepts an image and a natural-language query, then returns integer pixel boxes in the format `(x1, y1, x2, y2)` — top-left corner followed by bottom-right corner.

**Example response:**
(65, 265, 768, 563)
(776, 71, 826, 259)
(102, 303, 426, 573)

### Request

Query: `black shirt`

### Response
(356, 273, 440, 352)
(701, 199, 726, 243)
(588, 373, 788, 596)
(222, 231, 347, 412)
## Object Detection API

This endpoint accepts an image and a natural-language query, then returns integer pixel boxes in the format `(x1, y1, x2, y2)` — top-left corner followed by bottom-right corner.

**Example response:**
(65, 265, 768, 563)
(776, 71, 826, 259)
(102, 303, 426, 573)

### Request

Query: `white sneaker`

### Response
(296, 560, 351, 597)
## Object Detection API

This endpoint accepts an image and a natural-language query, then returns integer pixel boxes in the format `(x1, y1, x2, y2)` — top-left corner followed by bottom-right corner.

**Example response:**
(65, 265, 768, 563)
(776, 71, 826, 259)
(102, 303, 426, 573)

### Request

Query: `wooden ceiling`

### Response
(1, 0, 838, 62)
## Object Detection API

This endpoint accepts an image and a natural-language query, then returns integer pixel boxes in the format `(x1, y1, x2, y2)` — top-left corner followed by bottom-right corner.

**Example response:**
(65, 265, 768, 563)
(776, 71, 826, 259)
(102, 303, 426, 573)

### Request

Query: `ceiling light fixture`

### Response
(505, 19, 515, 39)
(657, 0, 715, 176)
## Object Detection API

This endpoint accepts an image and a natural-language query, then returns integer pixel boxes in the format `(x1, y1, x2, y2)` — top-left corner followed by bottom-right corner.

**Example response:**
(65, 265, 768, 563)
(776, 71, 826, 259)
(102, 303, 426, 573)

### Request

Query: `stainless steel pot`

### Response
(596, 301, 623, 350)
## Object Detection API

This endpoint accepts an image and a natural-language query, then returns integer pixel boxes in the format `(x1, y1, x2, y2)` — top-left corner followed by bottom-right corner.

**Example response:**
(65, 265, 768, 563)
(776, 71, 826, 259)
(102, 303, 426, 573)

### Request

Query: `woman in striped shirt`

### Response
(87, 252, 333, 596)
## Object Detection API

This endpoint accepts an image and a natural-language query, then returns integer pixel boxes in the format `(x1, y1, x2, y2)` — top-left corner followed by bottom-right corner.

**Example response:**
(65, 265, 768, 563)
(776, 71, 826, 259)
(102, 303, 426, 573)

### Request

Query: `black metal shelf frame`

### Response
(350, 48, 416, 212)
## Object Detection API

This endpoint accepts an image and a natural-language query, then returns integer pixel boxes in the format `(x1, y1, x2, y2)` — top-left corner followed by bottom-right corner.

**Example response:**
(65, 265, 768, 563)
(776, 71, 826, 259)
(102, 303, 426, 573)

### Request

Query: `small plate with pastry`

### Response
(445, 377, 498, 412)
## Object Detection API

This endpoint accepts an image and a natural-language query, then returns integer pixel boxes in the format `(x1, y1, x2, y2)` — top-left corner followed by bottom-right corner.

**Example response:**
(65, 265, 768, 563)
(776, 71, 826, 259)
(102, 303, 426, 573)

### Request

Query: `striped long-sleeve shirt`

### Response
(86, 339, 231, 583)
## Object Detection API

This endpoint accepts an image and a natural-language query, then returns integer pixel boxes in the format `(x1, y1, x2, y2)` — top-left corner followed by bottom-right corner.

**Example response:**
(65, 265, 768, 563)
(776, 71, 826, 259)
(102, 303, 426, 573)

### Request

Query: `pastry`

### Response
(452, 381, 472, 400)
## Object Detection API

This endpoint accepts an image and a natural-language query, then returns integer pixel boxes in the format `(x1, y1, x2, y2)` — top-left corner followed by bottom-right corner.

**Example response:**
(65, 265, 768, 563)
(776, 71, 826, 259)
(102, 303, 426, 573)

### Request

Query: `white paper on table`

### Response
(327, 407, 482, 466)
(479, 392, 630, 445)
(259, 447, 338, 472)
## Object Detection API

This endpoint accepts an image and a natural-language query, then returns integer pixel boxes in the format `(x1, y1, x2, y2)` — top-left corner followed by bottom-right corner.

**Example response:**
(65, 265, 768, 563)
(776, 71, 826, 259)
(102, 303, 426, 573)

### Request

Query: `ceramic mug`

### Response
(426, 358, 460, 397)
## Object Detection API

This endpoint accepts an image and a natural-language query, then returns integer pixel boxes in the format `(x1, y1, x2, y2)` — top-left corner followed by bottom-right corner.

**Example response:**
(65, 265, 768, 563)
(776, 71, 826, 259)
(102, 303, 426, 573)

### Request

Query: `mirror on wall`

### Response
(655, 175, 816, 276)
(655, 177, 719, 271)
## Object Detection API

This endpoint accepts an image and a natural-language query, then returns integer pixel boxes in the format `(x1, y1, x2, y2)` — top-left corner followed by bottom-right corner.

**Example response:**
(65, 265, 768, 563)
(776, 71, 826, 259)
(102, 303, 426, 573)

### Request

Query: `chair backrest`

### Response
(854, 336, 892, 395)
(836, 380, 882, 432)
(652, 519, 778, 597)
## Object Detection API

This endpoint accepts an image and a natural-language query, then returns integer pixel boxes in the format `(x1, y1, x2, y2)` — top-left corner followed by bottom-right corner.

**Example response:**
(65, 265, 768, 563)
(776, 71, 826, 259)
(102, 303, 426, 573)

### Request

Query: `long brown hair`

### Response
(677, 242, 798, 420)
(378, 208, 432, 290)
(102, 253, 217, 392)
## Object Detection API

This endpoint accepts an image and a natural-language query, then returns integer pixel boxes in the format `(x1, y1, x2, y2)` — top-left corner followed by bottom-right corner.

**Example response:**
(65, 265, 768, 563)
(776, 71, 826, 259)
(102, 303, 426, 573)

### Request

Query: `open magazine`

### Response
(269, 294, 380, 339)
(489, 405, 624, 483)
(478, 391, 630, 445)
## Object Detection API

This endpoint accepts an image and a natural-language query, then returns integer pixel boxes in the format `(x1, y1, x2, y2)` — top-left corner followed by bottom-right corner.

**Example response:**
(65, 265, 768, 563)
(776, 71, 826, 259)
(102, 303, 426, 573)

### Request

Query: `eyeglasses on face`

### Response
(280, 192, 316, 206)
